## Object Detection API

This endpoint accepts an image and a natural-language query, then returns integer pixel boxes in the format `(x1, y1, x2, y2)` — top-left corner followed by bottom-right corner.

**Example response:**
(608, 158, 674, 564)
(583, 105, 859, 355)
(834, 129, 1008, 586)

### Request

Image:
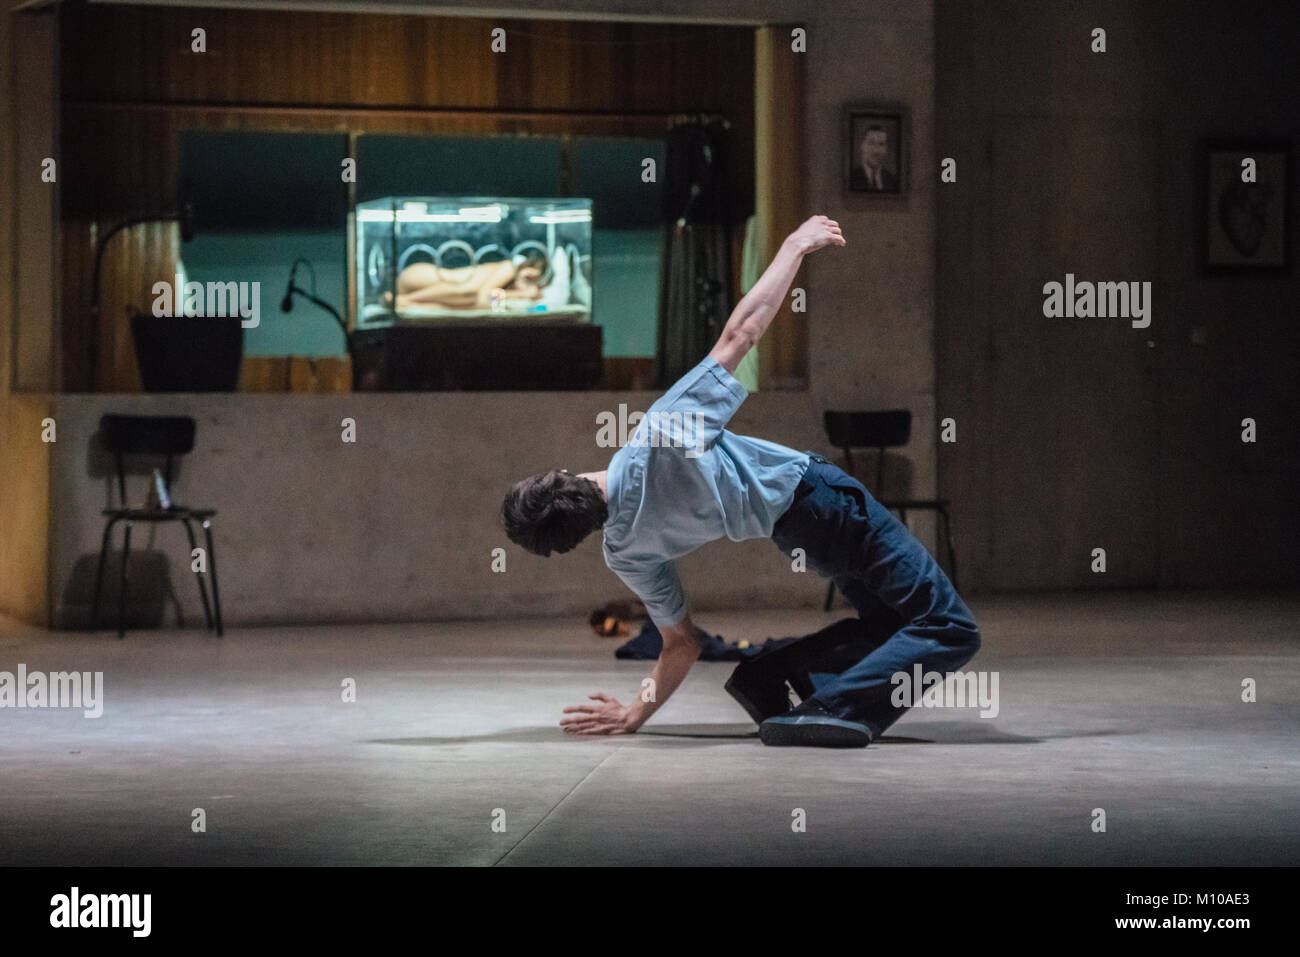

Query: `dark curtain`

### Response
(656, 117, 732, 387)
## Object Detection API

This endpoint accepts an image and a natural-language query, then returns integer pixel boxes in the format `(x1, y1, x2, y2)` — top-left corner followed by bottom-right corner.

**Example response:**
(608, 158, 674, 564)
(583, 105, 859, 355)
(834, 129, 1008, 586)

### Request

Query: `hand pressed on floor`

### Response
(561, 692, 634, 735)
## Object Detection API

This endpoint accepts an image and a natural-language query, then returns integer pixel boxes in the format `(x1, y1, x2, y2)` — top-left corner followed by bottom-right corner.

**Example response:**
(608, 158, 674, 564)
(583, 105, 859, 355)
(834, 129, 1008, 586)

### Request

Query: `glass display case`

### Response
(355, 197, 593, 328)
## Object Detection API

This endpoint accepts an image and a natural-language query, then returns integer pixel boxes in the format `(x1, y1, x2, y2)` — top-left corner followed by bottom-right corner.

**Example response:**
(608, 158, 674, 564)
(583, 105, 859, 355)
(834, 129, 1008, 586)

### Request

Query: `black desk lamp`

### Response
(88, 200, 196, 391)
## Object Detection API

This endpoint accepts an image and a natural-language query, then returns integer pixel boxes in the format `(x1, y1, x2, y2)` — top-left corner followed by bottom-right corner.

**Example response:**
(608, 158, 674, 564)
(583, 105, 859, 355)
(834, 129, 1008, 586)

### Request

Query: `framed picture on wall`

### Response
(844, 104, 908, 196)
(1201, 139, 1291, 272)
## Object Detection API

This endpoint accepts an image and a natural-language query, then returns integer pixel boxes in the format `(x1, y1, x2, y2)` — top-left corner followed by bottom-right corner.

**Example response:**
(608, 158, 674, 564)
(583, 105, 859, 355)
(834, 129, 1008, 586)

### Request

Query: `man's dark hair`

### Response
(501, 469, 608, 557)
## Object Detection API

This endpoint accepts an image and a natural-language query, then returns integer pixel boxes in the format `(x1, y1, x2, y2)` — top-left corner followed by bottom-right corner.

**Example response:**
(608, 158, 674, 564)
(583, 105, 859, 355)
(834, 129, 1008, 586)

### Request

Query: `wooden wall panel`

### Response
(0, 395, 53, 625)
(240, 356, 352, 393)
(60, 7, 755, 116)
(754, 25, 806, 389)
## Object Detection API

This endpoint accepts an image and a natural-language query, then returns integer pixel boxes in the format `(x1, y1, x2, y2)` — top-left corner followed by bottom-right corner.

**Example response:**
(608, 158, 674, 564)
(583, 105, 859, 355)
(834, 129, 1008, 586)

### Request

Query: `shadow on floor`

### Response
(366, 723, 1127, 747)
(366, 724, 757, 746)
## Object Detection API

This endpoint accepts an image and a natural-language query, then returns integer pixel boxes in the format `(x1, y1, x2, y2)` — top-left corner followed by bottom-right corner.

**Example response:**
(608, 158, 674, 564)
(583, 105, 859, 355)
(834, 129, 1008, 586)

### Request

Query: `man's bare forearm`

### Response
(708, 238, 806, 374)
(707, 215, 844, 375)
(624, 620, 701, 730)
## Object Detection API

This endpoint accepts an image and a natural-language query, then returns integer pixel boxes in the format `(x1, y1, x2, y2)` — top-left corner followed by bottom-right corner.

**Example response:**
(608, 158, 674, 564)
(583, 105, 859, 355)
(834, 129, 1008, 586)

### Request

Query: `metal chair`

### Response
(822, 410, 959, 610)
(91, 414, 223, 638)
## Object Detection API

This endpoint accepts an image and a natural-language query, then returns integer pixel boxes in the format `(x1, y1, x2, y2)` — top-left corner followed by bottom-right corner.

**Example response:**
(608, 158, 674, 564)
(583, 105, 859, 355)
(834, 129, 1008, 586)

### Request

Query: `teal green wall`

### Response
(591, 229, 659, 357)
(182, 231, 348, 358)
(574, 138, 663, 358)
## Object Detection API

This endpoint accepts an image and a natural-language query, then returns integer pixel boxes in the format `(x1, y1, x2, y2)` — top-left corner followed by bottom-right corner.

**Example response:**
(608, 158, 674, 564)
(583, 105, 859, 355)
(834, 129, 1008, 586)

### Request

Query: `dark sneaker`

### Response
(724, 661, 794, 724)
(759, 699, 872, 748)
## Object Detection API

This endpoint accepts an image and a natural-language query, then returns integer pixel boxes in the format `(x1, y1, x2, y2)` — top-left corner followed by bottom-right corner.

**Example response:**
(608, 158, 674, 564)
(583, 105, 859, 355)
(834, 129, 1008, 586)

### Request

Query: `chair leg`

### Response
(182, 518, 215, 631)
(91, 517, 118, 632)
(824, 580, 836, 612)
(203, 520, 223, 637)
(939, 507, 960, 591)
(118, 521, 133, 640)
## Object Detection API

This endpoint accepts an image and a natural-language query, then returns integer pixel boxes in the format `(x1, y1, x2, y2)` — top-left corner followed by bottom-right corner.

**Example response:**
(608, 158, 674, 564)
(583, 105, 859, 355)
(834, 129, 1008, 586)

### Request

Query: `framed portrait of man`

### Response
(1201, 139, 1291, 272)
(845, 104, 907, 196)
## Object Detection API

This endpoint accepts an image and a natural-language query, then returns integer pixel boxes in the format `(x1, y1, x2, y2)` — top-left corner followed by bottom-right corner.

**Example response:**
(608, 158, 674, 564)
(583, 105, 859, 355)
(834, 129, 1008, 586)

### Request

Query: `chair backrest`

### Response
(823, 410, 912, 492)
(99, 414, 196, 507)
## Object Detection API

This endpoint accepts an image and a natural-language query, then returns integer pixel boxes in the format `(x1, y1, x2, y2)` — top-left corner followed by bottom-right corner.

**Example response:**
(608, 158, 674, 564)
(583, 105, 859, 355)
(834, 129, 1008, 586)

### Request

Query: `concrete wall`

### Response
(42, 0, 940, 627)
(51, 390, 818, 626)
(936, 0, 1300, 591)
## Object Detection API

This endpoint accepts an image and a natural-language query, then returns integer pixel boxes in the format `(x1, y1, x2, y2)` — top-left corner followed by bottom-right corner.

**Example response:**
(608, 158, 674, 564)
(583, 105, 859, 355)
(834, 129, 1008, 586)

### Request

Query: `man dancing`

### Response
(501, 215, 980, 747)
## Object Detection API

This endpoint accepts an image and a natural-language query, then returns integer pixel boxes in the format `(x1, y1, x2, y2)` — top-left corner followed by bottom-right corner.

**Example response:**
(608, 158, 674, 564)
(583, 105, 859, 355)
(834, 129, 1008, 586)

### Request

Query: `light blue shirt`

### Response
(602, 356, 811, 628)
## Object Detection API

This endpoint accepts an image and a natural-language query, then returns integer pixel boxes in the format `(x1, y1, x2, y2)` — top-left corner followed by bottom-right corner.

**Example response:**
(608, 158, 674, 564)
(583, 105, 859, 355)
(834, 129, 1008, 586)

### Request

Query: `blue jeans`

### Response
(769, 455, 981, 738)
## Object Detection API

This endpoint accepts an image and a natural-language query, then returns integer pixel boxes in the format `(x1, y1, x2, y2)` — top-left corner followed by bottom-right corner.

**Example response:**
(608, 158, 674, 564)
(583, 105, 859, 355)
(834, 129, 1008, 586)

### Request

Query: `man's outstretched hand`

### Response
(561, 692, 635, 735)
(788, 214, 846, 254)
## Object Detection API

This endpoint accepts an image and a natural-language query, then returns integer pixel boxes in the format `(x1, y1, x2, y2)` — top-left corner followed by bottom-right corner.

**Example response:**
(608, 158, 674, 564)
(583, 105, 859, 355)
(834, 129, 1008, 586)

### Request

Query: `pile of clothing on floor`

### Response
(589, 599, 801, 661)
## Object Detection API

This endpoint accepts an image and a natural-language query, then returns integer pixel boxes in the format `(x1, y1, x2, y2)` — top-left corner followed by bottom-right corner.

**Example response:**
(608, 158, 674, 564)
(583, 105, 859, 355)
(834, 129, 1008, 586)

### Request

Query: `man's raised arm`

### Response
(707, 215, 845, 375)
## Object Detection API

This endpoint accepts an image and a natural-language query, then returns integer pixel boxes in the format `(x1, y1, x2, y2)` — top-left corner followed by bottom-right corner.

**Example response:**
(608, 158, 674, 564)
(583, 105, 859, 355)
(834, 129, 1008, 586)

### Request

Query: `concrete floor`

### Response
(1, 592, 1297, 866)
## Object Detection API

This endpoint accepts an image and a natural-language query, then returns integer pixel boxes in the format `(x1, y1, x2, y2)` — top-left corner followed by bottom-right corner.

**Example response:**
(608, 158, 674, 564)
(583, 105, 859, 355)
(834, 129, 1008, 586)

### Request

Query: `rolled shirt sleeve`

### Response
(632, 357, 748, 457)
